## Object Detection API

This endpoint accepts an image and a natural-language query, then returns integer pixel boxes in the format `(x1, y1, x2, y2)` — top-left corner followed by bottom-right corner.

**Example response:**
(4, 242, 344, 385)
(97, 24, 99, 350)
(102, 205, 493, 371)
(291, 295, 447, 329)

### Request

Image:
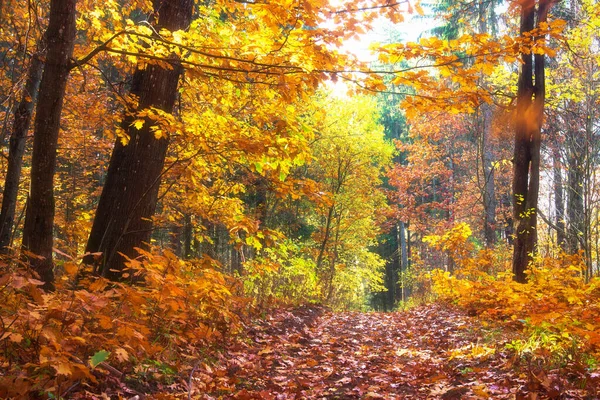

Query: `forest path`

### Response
(197, 304, 532, 399)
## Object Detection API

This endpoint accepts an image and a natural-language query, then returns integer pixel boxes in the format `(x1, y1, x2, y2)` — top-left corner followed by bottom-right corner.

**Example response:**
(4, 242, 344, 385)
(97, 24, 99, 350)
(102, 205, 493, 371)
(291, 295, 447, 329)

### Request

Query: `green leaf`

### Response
(90, 350, 110, 368)
(279, 170, 287, 181)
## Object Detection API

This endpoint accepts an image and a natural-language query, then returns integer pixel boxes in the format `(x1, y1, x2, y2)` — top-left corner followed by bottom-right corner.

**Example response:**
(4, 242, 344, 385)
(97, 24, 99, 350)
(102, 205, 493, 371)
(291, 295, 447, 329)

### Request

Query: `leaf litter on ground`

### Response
(191, 304, 598, 399)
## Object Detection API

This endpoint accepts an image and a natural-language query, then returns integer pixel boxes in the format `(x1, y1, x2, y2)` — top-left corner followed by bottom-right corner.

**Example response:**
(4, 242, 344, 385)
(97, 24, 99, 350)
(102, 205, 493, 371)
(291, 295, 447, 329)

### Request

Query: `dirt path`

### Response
(193, 304, 535, 399)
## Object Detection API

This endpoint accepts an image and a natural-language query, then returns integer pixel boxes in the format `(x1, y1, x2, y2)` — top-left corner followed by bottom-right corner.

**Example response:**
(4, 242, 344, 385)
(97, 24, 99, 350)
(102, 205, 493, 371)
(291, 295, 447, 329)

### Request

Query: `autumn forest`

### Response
(0, 0, 599, 398)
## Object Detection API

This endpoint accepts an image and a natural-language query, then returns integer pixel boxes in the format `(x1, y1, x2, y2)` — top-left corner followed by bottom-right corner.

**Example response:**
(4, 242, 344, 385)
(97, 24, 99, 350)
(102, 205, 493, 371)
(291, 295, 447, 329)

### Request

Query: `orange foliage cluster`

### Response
(429, 228, 600, 363)
(0, 250, 245, 398)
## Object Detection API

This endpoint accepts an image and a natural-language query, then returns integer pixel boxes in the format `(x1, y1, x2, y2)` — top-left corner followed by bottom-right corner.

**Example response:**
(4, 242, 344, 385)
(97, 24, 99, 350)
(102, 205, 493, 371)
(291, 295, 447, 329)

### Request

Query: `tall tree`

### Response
(565, 121, 585, 253)
(476, 0, 500, 248)
(21, 0, 76, 290)
(0, 52, 43, 252)
(512, 0, 552, 282)
(85, 0, 193, 279)
(308, 94, 392, 304)
(551, 142, 566, 248)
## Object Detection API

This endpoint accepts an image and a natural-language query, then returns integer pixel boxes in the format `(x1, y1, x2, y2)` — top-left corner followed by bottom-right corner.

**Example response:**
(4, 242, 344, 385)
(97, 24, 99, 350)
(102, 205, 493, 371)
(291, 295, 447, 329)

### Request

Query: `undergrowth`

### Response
(426, 223, 600, 385)
(0, 249, 246, 398)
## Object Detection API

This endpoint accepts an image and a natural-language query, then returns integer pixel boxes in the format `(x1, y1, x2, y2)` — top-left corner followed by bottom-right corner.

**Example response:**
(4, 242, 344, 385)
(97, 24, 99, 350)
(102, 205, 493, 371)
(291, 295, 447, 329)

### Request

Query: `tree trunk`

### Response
(183, 213, 192, 259)
(170, 224, 182, 255)
(552, 147, 566, 248)
(315, 205, 334, 272)
(502, 193, 513, 244)
(231, 244, 242, 274)
(0, 53, 43, 252)
(21, 0, 76, 290)
(478, 0, 497, 248)
(566, 126, 584, 254)
(481, 104, 497, 247)
(398, 222, 408, 303)
(512, 0, 550, 283)
(85, 0, 193, 279)
(325, 211, 342, 302)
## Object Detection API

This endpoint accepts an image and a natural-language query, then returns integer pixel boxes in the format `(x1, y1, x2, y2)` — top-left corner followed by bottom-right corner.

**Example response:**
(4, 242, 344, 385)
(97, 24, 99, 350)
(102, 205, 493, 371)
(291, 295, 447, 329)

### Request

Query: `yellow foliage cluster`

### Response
(0, 250, 244, 398)
(429, 227, 600, 361)
(423, 222, 474, 264)
(243, 240, 321, 308)
(372, 17, 566, 119)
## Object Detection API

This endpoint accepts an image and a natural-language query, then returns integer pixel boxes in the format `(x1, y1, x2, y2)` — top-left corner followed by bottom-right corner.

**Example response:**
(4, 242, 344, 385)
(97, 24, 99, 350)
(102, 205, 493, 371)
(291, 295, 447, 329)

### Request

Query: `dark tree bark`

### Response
(230, 244, 242, 274)
(0, 53, 43, 252)
(170, 224, 183, 255)
(21, 0, 76, 290)
(85, 0, 193, 279)
(512, 0, 551, 283)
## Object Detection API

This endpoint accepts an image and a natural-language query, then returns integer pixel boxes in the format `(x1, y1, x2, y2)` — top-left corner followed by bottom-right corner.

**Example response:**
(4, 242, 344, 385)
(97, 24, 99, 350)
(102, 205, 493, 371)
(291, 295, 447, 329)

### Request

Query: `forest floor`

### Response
(185, 304, 598, 399)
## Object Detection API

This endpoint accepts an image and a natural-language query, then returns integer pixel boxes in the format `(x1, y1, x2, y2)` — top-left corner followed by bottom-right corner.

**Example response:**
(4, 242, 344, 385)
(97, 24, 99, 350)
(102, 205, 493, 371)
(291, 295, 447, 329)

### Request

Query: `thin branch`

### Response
(69, 30, 133, 69)
(330, 0, 409, 14)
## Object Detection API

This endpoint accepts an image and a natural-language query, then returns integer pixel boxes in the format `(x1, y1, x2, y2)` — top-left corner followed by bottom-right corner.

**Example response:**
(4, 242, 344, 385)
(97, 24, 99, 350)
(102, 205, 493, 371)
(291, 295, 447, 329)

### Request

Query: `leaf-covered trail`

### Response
(196, 304, 535, 399)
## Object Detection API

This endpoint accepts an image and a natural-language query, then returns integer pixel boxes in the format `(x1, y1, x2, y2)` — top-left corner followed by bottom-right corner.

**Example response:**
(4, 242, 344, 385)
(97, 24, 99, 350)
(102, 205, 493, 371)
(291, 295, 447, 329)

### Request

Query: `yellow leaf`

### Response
(414, 1, 424, 15)
(153, 129, 164, 139)
(55, 362, 73, 376)
(132, 119, 145, 130)
(115, 347, 129, 362)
